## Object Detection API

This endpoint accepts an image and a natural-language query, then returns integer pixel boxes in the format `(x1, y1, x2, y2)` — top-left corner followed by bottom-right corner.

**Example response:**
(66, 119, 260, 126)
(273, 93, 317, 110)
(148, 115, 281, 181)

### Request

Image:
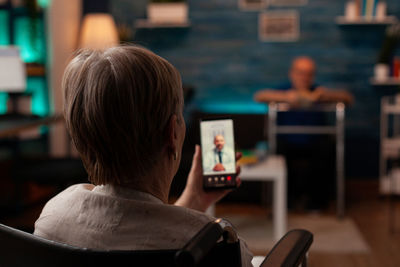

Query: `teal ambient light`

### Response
(14, 17, 46, 63)
(197, 101, 268, 114)
(37, 0, 50, 8)
(0, 11, 9, 45)
(0, 1, 49, 116)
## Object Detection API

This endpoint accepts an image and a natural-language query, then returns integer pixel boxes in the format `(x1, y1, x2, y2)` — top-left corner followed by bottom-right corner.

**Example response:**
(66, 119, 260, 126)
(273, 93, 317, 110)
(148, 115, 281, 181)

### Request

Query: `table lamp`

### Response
(0, 46, 26, 92)
(79, 13, 119, 50)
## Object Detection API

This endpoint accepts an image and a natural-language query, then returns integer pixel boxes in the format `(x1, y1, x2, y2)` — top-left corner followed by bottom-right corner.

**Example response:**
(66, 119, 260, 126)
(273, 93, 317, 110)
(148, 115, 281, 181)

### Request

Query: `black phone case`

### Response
(199, 117, 237, 191)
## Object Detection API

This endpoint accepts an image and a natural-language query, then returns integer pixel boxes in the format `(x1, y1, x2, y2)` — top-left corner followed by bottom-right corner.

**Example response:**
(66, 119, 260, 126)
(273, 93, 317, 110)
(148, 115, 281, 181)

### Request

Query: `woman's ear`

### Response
(166, 114, 178, 152)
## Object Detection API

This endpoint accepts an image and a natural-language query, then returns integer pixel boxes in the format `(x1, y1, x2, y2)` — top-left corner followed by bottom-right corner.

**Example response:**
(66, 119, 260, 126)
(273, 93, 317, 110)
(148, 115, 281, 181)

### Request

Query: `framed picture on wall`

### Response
(268, 0, 307, 6)
(258, 11, 299, 42)
(239, 0, 268, 10)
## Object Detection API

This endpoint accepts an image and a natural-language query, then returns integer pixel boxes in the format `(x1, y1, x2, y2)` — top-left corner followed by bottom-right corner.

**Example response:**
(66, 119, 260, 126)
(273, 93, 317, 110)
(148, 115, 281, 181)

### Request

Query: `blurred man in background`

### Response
(255, 56, 353, 211)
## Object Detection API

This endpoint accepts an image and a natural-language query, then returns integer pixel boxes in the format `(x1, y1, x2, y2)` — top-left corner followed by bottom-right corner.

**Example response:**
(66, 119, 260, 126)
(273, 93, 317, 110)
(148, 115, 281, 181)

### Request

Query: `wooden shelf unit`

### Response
(135, 19, 191, 29)
(380, 95, 400, 194)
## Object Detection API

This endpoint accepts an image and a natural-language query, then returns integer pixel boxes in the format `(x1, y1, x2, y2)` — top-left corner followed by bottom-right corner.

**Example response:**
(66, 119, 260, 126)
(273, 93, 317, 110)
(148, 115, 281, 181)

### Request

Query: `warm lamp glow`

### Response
(79, 13, 119, 50)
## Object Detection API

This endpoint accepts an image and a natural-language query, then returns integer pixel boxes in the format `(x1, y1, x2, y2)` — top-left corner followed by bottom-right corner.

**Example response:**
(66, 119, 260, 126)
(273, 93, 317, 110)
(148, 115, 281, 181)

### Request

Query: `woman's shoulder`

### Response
(33, 184, 94, 237)
(163, 203, 215, 227)
(37, 184, 94, 215)
(63, 183, 95, 193)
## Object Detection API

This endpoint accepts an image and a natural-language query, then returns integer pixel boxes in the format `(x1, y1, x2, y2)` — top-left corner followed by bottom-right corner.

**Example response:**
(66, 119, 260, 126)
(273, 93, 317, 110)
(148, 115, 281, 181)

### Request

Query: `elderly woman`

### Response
(33, 46, 252, 266)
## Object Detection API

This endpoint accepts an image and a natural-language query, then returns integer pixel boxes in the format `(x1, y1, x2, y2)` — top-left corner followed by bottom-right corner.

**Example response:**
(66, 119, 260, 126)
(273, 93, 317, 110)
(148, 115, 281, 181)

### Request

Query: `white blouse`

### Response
(34, 184, 253, 266)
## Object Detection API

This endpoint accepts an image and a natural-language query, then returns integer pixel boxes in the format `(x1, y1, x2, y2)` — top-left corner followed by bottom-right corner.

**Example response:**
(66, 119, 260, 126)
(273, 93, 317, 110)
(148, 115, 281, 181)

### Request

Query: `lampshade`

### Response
(79, 13, 119, 50)
(0, 46, 26, 92)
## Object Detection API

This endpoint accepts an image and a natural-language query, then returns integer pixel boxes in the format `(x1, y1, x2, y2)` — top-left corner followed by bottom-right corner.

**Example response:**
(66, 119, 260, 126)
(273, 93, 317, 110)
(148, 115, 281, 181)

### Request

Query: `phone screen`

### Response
(200, 118, 237, 190)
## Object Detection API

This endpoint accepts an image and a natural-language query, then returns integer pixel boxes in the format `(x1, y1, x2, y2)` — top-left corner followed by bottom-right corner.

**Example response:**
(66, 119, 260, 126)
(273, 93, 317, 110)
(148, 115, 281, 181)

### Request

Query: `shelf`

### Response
(135, 19, 191, 29)
(370, 77, 400, 86)
(382, 137, 400, 158)
(335, 16, 398, 25)
(382, 104, 400, 114)
(380, 175, 400, 194)
(26, 63, 45, 77)
(380, 94, 400, 194)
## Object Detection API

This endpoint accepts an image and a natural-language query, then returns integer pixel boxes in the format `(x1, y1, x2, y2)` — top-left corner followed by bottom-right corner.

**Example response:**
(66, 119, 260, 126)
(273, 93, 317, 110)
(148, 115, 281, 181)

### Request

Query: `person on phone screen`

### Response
(204, 134, 234, 173)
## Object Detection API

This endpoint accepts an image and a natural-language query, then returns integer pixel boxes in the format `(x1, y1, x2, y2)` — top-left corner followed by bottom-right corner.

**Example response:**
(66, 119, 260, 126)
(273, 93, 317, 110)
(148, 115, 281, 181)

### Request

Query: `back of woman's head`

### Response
(62, 45, 183, 185)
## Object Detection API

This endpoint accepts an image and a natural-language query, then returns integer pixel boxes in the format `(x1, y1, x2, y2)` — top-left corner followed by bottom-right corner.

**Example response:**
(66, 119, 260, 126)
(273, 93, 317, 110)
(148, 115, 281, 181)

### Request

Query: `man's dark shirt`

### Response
(275, 82, 326, 145)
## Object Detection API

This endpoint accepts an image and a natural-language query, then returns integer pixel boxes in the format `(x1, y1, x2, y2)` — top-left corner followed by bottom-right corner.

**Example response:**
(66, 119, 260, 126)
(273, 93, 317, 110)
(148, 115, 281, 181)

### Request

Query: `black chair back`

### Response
(0, 221, 312, 267)
(0, 219, 241, 267)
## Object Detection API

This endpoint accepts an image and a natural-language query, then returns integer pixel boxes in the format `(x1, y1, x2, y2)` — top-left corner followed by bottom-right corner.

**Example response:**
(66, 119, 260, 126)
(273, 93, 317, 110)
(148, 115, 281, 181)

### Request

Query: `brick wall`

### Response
(111, 0, 400, 178)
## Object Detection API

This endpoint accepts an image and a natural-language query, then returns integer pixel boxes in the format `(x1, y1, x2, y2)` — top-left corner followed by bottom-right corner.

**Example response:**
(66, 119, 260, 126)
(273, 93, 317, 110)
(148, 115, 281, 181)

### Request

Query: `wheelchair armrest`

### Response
(175, 219, 237, 267)
(261, 229, 313, 267)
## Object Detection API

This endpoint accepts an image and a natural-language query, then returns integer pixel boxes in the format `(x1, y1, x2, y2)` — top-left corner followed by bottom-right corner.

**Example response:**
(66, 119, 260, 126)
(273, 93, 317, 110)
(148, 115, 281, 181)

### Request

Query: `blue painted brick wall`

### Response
(111, 0, 400, 177)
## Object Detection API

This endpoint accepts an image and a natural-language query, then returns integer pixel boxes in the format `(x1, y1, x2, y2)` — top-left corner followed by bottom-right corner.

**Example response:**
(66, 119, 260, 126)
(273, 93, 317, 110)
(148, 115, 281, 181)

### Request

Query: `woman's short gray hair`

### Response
(62, 45, 183, 185)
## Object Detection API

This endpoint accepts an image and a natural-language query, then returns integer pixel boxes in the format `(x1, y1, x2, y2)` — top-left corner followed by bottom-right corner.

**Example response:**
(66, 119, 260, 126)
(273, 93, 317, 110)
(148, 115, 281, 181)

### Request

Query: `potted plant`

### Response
(147, 0, 188, 24)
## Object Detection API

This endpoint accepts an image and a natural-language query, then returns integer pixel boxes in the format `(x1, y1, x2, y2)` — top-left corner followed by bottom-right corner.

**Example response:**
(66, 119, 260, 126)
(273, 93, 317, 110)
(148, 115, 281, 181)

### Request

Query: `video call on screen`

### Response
(200, 119, 236, 176)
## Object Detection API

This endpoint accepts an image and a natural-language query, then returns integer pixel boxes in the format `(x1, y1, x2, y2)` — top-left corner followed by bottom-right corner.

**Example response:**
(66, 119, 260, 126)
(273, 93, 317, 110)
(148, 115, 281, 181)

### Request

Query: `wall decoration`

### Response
(268, 0, 307, 6)
(238, 0, 268, 10)
(258, 11, 299, 42)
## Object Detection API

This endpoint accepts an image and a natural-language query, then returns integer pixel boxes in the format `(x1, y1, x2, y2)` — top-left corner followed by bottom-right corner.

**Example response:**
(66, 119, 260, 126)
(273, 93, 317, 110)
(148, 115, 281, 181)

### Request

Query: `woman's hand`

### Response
(174, 145, 242, 212)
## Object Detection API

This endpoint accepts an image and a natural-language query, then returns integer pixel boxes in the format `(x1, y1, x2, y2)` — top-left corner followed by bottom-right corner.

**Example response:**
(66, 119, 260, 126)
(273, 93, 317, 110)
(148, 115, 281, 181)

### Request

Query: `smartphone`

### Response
(200, 117, 237, 190)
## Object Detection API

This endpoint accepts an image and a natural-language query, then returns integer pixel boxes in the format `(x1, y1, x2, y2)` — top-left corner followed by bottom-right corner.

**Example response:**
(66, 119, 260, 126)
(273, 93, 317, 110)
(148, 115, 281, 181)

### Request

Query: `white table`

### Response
(207, 155, 287, 241)
(240, 155, 287, 241)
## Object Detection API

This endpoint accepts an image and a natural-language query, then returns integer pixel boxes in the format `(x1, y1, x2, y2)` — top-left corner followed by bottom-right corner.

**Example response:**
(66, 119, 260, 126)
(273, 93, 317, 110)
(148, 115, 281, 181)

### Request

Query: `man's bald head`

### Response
(289, 56, 316, 91)
(291, 56, 316, 71)
(214, 134, 225, 151)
